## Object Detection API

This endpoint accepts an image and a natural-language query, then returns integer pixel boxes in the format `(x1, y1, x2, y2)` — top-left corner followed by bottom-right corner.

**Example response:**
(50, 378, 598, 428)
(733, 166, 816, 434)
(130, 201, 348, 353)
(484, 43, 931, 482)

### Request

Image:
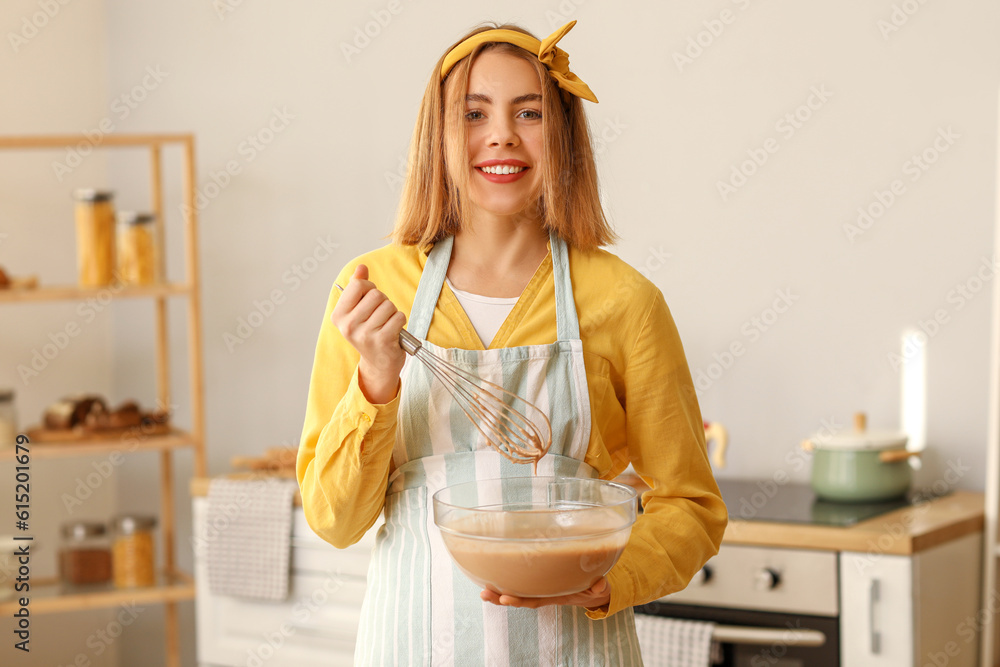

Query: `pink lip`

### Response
(474, 158, 530, 183)
(475, 159, 529, 168)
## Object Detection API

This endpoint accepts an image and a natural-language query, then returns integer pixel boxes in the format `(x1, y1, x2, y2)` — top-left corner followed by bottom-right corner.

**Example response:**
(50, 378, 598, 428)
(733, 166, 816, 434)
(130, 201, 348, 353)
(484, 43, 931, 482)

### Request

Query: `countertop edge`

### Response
(723, 490, 984, 555)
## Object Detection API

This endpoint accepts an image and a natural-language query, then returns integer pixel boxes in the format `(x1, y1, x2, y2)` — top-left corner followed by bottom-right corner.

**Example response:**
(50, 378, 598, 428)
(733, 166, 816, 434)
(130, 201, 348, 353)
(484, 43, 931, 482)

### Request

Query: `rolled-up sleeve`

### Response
(296, 275, 400, 549)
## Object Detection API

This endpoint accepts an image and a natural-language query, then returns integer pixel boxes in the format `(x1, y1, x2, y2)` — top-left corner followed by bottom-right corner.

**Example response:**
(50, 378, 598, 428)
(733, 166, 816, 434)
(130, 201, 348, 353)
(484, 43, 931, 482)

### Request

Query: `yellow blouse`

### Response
(296, 242, 727, 619)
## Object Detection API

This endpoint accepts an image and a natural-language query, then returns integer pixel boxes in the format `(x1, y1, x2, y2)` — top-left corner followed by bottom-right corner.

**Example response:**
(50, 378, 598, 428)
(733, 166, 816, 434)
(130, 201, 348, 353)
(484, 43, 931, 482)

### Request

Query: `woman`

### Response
(297, 20, 727, 665)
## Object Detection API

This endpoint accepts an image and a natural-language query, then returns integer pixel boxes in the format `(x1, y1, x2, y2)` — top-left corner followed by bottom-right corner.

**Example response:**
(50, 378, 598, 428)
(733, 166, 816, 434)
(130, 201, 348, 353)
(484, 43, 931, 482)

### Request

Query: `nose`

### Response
(486, 115, 519, 148)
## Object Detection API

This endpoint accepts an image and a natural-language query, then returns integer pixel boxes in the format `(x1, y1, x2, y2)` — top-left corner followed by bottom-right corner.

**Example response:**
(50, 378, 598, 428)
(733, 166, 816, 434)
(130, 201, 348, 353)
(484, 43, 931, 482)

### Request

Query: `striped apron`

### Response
(354, 233, 642, 666)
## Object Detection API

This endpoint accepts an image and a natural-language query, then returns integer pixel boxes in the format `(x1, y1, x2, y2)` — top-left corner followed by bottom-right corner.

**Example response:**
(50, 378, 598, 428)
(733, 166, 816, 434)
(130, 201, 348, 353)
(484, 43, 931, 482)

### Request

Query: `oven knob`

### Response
(692, 565, 713, 586)
(754, 568, 781, 590)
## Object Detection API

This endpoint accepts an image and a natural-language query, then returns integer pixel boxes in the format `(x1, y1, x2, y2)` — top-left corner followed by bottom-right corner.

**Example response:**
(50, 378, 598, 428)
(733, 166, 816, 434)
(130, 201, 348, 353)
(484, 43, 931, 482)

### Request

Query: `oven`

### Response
(633, 479, 915, 666)
(635, 543, 840, 666)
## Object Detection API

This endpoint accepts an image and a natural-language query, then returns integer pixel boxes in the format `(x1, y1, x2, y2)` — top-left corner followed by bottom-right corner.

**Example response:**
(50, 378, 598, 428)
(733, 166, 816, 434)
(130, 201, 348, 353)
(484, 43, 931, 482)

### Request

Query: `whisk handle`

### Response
(334, 282, 422, 356)
(398, 329, 422, 356)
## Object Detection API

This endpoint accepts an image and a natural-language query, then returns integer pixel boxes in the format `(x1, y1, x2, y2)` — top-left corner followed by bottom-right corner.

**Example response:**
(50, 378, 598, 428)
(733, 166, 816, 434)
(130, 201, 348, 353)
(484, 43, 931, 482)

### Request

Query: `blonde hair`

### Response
(391, 23, 615, 251)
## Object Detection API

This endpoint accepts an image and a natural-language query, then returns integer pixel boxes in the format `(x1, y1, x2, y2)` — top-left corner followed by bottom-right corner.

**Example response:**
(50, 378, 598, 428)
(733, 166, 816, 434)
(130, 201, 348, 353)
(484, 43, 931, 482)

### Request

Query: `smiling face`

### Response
(461, 49, 545, 222)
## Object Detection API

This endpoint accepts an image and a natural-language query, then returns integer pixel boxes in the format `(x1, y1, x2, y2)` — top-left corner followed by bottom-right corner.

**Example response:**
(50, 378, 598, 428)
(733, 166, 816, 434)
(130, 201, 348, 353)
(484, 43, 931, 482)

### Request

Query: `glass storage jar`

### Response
(112, 515, 157, 588)
(59, 521, 112, 587)
(0, 389, 16, 450)
(73, 189, 117, 287)
(117, 211, 157, 286)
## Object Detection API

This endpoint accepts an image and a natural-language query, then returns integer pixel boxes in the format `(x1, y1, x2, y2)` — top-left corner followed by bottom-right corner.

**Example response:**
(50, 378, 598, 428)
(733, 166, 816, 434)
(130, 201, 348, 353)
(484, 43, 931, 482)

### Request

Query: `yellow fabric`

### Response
(440, 20, 599, 104)
(296, 242, 727, 619)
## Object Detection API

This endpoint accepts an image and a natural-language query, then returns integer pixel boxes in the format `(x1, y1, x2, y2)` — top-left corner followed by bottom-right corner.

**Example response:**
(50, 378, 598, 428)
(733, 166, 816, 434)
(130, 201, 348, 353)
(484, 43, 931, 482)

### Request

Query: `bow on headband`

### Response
(440, 21, 598, 104)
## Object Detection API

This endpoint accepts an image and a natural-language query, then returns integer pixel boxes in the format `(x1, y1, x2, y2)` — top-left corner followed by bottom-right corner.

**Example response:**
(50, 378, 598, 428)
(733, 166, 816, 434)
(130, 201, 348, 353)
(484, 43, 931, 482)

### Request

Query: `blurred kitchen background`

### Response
(1, 0, 998, 665)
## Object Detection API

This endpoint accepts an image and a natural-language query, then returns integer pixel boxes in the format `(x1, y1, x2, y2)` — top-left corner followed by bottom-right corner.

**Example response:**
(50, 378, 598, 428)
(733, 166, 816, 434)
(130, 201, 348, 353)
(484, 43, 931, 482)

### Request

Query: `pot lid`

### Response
(809, 429, 908, 451)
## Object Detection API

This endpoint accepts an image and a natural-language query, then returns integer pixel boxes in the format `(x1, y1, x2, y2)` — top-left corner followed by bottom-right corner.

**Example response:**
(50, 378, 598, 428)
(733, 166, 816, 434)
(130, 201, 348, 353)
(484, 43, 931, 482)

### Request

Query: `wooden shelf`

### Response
(0, 430, 197, 461)
(0, 282, 192, 304)
(0, 570, 195, 615)
(0, 133, 194, 149)
(0, 132, 205, 667)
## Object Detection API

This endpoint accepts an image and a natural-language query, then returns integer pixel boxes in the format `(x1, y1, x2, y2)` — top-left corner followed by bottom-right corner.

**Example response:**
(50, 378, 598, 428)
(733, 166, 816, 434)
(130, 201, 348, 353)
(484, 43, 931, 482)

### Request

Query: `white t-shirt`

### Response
(446, 278, 519, 348)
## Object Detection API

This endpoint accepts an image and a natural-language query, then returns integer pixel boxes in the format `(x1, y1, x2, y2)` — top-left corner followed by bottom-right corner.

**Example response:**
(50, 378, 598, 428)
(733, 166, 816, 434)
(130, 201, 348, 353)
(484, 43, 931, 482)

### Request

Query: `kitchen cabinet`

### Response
(0, 134, 207, 667)
(190, 487, 380, 667)
(645, 488, 984, 666)
(841, 533, 982, 667)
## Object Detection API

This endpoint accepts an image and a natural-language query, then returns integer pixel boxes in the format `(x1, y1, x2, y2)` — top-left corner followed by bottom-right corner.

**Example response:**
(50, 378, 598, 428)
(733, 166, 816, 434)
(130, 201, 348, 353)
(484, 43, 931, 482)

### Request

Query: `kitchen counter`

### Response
(723, 490, 983, 555)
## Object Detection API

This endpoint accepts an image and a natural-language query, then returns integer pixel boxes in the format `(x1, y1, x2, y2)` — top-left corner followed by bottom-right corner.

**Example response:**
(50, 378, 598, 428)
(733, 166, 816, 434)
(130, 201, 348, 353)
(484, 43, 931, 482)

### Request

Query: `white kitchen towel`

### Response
(206, 477, 297, 600)
(634, 614, 716, 667)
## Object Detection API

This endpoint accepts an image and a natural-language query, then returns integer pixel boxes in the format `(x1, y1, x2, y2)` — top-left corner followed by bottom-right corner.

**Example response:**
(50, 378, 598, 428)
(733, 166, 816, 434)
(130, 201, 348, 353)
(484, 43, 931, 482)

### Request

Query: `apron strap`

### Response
(549, 231, 580, 341)
(407, 236, 453, 339)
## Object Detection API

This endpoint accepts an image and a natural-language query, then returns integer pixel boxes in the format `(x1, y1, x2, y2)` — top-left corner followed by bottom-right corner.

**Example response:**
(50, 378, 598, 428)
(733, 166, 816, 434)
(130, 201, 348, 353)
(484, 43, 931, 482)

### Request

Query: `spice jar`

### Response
(59, 521, 112, 587)
(112, 515, 157, 588)
(73, 189, 117, 287)
(0, 389, 16, 450)
(117, 211, 157, 286)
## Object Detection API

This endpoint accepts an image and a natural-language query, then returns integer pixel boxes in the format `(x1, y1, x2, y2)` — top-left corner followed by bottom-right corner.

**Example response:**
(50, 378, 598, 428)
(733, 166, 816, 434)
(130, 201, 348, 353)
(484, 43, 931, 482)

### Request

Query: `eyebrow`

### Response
(466, 93, 542, 105)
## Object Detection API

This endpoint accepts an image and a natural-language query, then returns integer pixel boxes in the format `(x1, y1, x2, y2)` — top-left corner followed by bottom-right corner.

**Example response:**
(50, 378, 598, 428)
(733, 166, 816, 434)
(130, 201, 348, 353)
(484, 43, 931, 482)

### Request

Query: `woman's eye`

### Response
(519, 109, 542, 120)
(465, 110, 483, 121)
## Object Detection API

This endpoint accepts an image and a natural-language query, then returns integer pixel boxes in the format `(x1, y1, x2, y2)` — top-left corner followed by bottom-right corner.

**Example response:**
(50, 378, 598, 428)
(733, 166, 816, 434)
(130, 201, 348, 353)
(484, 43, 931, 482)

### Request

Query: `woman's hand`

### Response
(332, 264, 407, 404)
(479, 578, 611, 611)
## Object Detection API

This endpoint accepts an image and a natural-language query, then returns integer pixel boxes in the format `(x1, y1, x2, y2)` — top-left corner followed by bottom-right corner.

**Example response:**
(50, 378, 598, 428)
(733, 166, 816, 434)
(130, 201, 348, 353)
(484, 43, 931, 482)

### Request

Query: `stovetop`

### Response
(716, 478, 937, 527)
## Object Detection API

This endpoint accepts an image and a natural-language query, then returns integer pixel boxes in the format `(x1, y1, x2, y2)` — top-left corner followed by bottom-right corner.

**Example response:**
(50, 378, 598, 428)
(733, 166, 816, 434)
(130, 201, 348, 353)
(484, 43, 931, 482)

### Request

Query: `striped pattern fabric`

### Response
(354, 234, 643, 666)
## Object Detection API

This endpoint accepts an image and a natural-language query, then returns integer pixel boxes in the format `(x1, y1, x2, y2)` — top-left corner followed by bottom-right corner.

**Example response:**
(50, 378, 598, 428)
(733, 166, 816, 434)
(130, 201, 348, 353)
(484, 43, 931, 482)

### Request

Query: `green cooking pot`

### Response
(803, 424, 919, 503)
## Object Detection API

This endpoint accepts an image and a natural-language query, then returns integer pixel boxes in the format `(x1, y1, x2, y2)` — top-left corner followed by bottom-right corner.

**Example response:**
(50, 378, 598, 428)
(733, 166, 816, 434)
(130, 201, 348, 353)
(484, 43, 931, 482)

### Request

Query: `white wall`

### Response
(3, 1, 998, 665)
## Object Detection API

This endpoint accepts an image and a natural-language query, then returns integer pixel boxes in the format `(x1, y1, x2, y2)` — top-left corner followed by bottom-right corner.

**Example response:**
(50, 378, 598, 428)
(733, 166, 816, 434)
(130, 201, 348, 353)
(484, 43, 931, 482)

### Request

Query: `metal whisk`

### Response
(335, 284, 552, 464)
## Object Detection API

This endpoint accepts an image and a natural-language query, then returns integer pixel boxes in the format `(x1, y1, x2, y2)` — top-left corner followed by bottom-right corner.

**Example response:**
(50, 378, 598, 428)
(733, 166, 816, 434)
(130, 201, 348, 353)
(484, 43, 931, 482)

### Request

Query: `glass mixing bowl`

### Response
(432, 476, 637, 598)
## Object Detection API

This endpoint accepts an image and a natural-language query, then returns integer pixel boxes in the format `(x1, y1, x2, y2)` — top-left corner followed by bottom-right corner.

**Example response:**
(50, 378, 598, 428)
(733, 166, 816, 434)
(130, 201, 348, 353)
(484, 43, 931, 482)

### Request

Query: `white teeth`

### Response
(479, 165, 525, 175)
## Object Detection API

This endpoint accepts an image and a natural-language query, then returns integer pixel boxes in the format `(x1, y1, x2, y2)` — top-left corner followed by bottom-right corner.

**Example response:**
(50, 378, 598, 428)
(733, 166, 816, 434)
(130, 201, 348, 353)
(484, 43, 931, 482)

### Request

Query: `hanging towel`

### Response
(634, 614, 717, 667)
(205, 477, 297, 600)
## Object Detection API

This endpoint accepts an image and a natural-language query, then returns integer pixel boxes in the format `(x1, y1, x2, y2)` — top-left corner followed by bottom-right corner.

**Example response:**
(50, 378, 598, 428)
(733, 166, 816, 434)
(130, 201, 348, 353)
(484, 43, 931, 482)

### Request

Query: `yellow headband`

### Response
(440, 21, 598, 104)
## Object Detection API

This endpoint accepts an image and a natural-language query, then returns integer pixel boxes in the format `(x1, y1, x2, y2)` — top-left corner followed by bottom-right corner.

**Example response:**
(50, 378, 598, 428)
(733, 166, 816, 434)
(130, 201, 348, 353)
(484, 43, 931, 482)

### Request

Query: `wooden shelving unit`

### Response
(0, 133, 206, 667)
